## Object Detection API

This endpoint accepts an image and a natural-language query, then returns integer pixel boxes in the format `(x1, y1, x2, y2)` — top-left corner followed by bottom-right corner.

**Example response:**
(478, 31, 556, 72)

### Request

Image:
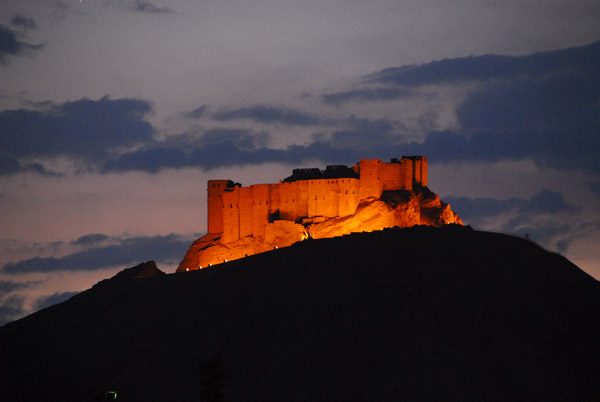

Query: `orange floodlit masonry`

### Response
(177, 156, 461, 272)
(210, 157, 426, 242)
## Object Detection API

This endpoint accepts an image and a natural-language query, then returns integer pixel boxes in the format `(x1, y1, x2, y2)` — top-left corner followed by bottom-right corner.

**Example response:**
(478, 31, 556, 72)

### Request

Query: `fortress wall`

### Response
(338, 178, 360, 217)
(400, 159, 413, 190)
(307, 180, 322, 217)
(326, 180, 340, 218)
(207, 156, 427, 244)
(295, 181, 309, 219)
(239, 186, 253, 238)
(308, 179, 340, 218)
(279, 182, 296, 221)
(358, 159, 383, 200)
(269, 184, 281, 216)
(251, 184, 271, 238)
(207, 180, 231, 234)
(401, 159, 414, 189)
(381, 159, 414, 191)
(279, 181, 309, 221)
(222, 188, 240, 244)
(381, 163, 399, 190)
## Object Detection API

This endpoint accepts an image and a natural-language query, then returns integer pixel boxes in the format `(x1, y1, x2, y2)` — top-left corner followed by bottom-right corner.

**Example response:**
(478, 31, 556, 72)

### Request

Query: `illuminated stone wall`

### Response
(207, 157, 428, 244)
(381, 158, 413, 191)
(338, 178, 360, 217)
(207, 180, 232, 234)
(239, 187, 253, 239)
(357, 159, 383, 200)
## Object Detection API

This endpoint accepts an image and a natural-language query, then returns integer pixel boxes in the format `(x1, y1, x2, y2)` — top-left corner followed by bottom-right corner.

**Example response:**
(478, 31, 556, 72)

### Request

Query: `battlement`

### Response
(283, 165, 359, 182)
(207, 157, 428, 243)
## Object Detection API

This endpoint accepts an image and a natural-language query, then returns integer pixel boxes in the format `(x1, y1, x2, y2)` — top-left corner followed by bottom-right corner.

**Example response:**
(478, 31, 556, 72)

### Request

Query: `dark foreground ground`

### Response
(1, 225, 599, 402)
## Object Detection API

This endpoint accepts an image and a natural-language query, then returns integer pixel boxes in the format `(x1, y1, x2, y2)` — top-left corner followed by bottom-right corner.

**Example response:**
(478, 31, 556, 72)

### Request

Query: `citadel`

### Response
(177, 156, 462, 271)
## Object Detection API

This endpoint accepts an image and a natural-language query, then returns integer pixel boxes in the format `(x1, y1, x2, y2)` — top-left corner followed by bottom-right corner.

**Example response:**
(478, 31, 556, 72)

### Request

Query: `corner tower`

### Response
(404, 156, 427, 187)
(207, 180, 233, 234)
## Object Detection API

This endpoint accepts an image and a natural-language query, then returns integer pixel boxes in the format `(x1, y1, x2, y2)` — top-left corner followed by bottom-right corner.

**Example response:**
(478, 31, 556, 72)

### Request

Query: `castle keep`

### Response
(208, 157, 427, 244)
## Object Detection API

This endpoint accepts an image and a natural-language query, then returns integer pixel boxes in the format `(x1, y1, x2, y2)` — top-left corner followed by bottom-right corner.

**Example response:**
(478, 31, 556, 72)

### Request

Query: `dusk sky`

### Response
(1, 0, 600, 325)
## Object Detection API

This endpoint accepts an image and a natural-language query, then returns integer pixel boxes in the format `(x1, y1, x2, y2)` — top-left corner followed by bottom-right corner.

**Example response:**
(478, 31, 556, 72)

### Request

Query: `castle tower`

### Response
(381, 158, 413, 191)
(405, 156, 427, 187)
(222, 187, 240, 243)
(419, 156, 428, 187)
(207, 180, 232, 234)
(357, 159, 383, 199)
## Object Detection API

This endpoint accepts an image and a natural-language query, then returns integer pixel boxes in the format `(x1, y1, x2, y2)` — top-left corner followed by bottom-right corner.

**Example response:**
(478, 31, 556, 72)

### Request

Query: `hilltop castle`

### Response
(178, 156, 461, 271)
(210, 157, 427, 243)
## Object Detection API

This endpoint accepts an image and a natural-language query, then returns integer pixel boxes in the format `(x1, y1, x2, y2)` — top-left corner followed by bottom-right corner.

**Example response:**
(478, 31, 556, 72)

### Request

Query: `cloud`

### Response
(132, 1, 173, 14)
(0, 155, 22, 176)
(588, 181, 600, 197)
(0, 24, 23, 62)
(5, 41, 592, 178)
(452, 75, 600, 173)
(10, 15, 37, 31)
(0, 281, 39, 326)
(0, 155, 62, 177)
(181, 105, 208, 119)
(367, 41, 600, 87)
(445, 189, 582, 254)
(324, 116, 404, 155)
(321, 87, 415, 105)
(50, 1, 71, 20)
(0, 23, 43, 63)
(521, 189, 572, 214)
(324, 41, 600, 174)
(2, 234, 192, 274)
(101, 134, 359, 173)
(0, 294, 28, 326)
(101, 127, 275, 172)
(101, 112, 407, 173)
(71, 233, 111, 247)
(0, 96, 155, 162)
(400, 123, 600, 174)
(445, 189, 574, 222)
(213, 105, 321, 126)
(388, 55, 600, 171)
(200, 128, 270, 149)
(33, 291, 79, 311)
(0, 280, 39, 296)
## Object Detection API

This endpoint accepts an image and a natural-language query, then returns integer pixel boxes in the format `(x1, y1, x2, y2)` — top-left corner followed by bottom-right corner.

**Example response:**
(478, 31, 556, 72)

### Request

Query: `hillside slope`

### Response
(1, 226, 599, 402)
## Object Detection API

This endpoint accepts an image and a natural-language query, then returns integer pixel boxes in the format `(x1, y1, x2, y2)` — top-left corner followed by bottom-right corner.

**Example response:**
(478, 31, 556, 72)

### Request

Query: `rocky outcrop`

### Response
(177, 186, 462, 271)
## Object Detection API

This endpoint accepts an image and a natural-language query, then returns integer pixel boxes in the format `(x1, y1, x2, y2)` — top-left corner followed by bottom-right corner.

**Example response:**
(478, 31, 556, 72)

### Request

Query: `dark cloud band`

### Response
(0, 96, 154, 162)
(2, 234, 192, 274)
(213, 105, 321, 126)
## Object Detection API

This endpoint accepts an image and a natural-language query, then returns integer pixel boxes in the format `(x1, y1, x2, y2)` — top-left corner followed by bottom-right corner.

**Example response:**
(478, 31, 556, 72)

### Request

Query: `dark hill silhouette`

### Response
(1, 226, 599, 402)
